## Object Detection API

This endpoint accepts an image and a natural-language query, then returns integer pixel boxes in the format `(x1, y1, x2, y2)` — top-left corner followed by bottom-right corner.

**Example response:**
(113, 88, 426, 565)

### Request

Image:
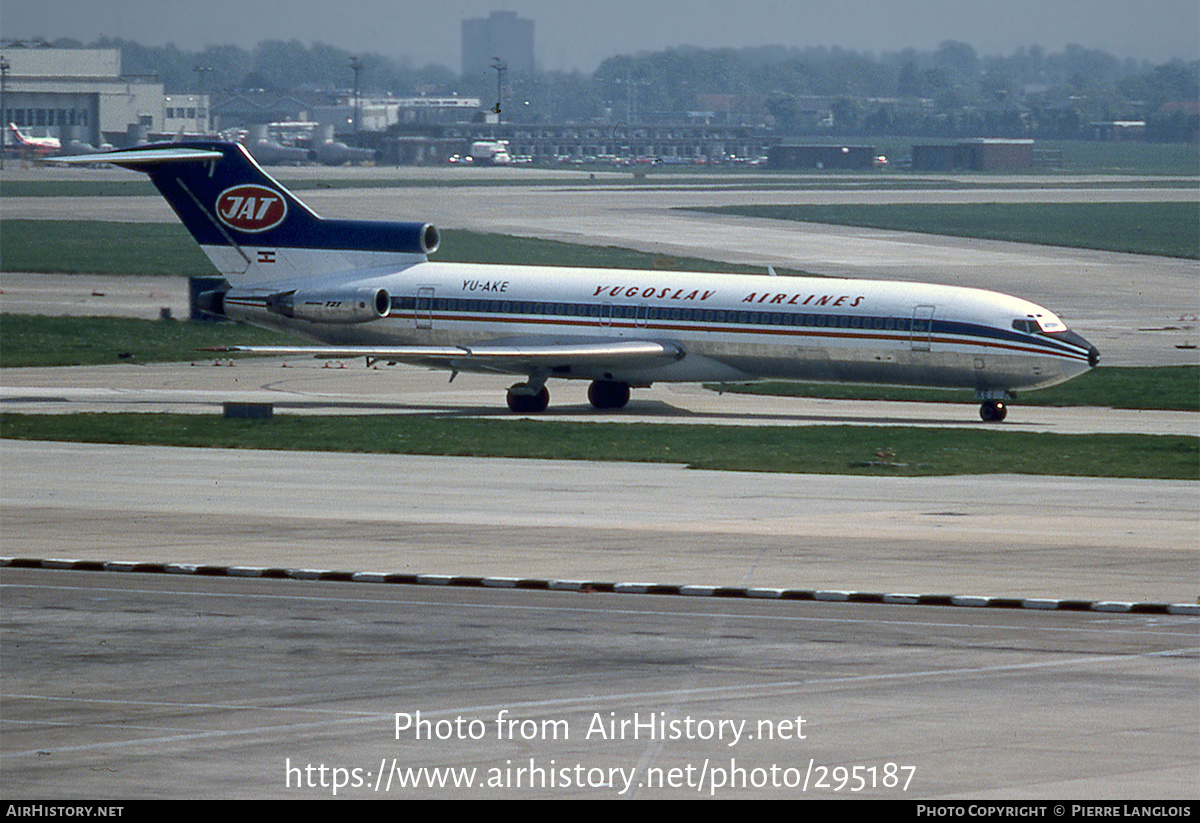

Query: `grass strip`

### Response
(2, 414, 1195, 480)
(0, 315, 294, 368)
(692, 202, 1200, 259)
(2, 221, 217, 276)
(0, 221, 812, 277)
(714, 366, 1199, 412)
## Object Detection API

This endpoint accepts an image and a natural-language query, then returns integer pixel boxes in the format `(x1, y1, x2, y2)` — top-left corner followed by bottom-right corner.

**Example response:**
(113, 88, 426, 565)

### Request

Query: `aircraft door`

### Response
(416, 287, 434, 329)
(911, 305, 934, 351)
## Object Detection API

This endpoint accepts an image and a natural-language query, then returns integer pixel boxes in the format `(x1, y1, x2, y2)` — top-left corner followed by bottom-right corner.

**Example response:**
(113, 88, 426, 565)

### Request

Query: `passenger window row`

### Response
(395, 295, 922, 332)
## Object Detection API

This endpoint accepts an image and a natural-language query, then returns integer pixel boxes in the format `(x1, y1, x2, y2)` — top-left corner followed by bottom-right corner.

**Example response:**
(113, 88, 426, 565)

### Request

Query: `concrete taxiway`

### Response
(0, 273, 191, 319)
(2, 567, 1196, 799)
(2, 439, 1195, 604)
(2, 357, 1197, 436)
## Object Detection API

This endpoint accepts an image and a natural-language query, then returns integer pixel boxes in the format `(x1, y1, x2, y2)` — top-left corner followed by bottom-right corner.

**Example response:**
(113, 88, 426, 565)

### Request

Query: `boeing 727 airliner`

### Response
(61, 142, 1099, 421)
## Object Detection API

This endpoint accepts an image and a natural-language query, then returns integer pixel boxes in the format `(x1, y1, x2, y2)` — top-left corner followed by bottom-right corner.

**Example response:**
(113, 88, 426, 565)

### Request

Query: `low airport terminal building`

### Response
(0, 44, 193, 147)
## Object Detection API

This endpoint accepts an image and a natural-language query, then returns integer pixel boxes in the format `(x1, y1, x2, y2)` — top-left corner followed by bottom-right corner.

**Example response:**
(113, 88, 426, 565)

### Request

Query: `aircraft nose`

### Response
(1073, 332, 1100, 367)
(1055, 328, 1099, 369)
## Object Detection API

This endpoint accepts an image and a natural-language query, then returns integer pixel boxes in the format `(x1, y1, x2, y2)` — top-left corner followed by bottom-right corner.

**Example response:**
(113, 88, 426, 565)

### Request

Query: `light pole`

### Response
(350, 56, 361, 136)
(490, 58, 506, 121)
(193, 64, 212, 135)
(1, 56, 9, 170)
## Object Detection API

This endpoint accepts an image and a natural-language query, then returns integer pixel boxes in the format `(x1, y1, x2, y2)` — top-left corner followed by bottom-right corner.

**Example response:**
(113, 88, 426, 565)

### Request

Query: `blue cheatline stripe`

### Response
(378, 297, 1092, 363)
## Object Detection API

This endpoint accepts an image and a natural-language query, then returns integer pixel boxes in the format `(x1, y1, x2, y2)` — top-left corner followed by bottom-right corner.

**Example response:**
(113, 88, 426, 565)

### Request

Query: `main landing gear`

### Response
(587, 380, 631, 410)
(979, 400, 1008, 422)
(505, 379, 632, 413)
(506, 382, 550, 413)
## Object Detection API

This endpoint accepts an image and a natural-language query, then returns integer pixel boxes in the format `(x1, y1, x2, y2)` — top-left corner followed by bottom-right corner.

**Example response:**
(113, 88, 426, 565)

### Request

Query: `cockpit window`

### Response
(1013, 314, 1067, 334)
(1035, 314, 1066, 333)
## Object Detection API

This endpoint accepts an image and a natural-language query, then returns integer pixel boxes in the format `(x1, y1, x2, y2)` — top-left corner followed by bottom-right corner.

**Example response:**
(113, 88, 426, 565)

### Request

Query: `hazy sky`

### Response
(3, 0, 1197, 71)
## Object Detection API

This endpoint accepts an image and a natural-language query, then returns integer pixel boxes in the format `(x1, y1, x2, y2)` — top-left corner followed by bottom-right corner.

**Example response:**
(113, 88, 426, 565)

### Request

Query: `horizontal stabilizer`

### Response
(54, 147, 224, 165)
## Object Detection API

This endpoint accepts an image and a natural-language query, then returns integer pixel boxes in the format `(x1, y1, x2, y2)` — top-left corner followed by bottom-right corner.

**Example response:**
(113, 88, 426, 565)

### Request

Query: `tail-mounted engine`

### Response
(214, 286, 393, 325)
(264, 287, 392, 324)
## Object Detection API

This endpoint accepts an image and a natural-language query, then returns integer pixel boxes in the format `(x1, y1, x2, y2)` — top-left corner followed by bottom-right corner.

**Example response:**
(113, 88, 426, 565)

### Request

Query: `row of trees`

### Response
(587, 42, 1198, 140)
(47, 36, 1200, 141)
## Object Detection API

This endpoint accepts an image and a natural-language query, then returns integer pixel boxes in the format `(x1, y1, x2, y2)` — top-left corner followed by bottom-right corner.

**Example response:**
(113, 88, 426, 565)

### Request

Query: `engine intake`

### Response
(419, 223, 440, 254)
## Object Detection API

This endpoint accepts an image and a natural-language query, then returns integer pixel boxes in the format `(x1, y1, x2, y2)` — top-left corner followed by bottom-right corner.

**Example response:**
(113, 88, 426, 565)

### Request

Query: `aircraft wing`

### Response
(208, 339, 683, 373)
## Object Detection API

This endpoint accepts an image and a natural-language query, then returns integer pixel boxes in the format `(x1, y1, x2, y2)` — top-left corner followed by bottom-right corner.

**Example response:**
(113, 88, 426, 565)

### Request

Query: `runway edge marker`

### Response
(3, 556, 1196, 616)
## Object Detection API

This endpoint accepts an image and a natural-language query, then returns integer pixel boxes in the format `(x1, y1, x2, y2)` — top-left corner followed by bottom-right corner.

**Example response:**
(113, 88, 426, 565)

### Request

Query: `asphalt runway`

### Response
(2, 567, 1196, 799)
(2, 163, 1197, 799)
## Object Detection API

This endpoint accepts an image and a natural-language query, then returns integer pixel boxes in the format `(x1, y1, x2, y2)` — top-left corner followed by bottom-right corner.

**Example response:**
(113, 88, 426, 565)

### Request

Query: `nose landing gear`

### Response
(979, 400, 1007, 422)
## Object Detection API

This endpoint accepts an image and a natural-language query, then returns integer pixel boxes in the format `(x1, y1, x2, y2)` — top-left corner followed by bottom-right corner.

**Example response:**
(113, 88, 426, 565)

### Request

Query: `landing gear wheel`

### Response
(980, 400, 1007, 422)
(506, 384, 550, 414)
(587, 380, 631, 410)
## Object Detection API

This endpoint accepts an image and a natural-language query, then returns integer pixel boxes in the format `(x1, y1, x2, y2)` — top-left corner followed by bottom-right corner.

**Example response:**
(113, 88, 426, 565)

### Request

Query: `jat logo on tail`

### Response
(215, 184, 288, 233)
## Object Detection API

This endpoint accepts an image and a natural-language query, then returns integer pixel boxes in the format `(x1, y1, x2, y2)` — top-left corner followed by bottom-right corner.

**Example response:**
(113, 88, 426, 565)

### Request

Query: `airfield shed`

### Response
(768, 143, 877, 170)
(911, 139, 1035, 171)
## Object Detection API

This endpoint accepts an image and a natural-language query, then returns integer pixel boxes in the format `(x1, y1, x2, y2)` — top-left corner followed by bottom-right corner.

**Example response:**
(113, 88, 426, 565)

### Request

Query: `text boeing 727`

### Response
(61, 141, 1099, 421)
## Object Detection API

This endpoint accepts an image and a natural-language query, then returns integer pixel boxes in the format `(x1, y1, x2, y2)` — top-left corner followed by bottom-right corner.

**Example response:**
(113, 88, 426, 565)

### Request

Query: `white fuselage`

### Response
(224, 261, 1096, 395)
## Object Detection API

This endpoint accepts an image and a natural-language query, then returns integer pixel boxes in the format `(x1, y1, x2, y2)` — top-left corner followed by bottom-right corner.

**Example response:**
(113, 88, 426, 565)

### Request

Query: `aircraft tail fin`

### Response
(66, 141, 438, 287)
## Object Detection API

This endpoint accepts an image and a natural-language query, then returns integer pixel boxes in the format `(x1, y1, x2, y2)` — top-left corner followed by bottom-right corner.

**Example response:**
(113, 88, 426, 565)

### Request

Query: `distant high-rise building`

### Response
(461, 11, 534, 76)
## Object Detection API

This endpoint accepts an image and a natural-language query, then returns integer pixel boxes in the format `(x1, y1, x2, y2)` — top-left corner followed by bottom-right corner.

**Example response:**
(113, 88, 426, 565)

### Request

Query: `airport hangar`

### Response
(0, 45, 211, 148)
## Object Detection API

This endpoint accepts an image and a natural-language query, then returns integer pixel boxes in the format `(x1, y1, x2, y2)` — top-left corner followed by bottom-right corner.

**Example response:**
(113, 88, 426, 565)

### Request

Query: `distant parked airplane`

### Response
(314, 125, 374, 165)
(240, 126, 309, 165)
(8, 123, 61, 155)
